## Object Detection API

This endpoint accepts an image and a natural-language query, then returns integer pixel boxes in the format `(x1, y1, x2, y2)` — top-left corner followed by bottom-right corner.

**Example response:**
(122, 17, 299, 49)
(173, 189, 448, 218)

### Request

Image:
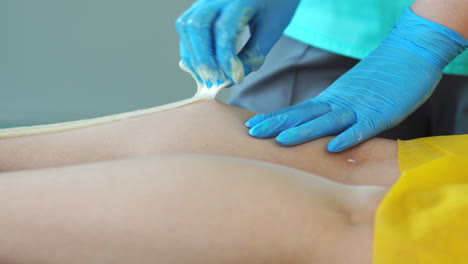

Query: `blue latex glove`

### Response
(176, 0, 299, 88)
(246, 8, 468, 152)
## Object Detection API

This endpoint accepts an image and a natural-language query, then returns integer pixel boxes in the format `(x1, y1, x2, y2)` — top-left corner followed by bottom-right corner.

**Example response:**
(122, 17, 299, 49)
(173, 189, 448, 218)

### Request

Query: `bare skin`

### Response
(0, 100, 399, 186)
(0, 153, 388, 264)
(412, 0, 468, 38)
(0, 99, 398, 263)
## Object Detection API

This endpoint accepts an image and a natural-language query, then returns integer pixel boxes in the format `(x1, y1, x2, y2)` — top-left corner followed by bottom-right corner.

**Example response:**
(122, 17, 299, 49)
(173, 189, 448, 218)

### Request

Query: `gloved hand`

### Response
(176, 0, 299, 88)
(246, 8, 468, 152)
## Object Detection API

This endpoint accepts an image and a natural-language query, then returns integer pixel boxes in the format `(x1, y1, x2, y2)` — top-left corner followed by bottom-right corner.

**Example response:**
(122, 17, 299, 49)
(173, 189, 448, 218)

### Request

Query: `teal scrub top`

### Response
(284, 0, 468, 76)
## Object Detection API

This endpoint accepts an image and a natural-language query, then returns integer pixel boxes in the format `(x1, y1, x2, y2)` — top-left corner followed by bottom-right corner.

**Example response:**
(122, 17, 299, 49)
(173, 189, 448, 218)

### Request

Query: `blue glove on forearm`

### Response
(176, 0, 299, 88)
(246, 8, 468, 152)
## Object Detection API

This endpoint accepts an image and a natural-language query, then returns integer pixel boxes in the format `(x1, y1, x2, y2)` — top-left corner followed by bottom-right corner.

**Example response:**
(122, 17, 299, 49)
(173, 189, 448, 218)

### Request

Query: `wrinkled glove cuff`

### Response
(387, 7, 468, 70)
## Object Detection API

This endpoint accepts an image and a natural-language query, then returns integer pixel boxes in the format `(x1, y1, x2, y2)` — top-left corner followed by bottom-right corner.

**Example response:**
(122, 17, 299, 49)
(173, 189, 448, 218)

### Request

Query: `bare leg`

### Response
(0, 154, 387, 264)
(0, 100, 399, 186)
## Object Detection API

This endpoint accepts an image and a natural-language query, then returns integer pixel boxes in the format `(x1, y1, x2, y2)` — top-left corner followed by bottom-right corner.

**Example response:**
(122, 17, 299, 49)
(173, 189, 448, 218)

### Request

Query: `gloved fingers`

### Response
(245, 109, 293, 129)
(187, 4, 229, 87)
(176, 9, 203, 83)
(247, 100, 332, 138)
(214, 3, 255, 84)
(327, 120, 376, 152)
(237, 41, 265, 76)
(236, 2, 297, 75)
(248, 115, 299, 139)
(245, 100, 331, 128)
(176, 2, 225, 88)
(275, 111, 356, 146)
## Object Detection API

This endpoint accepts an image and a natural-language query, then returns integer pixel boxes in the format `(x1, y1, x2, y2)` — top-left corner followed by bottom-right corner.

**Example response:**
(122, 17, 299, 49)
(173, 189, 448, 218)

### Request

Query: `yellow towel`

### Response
(374, 135, 468, 263)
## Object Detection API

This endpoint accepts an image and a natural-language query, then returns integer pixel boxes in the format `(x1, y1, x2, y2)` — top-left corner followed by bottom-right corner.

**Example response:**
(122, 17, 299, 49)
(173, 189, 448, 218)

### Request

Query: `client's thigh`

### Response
(0, 100, 399, 186)
(0, 154, 382, 264)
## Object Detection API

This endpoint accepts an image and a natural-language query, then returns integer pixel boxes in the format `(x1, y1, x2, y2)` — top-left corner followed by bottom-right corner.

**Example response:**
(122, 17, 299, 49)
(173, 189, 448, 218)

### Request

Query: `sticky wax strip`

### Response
(0, 64, 230, 139)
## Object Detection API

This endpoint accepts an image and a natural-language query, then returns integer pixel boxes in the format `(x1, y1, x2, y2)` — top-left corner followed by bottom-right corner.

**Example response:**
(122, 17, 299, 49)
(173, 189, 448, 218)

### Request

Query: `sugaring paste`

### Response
(0, 62, 232, 139)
